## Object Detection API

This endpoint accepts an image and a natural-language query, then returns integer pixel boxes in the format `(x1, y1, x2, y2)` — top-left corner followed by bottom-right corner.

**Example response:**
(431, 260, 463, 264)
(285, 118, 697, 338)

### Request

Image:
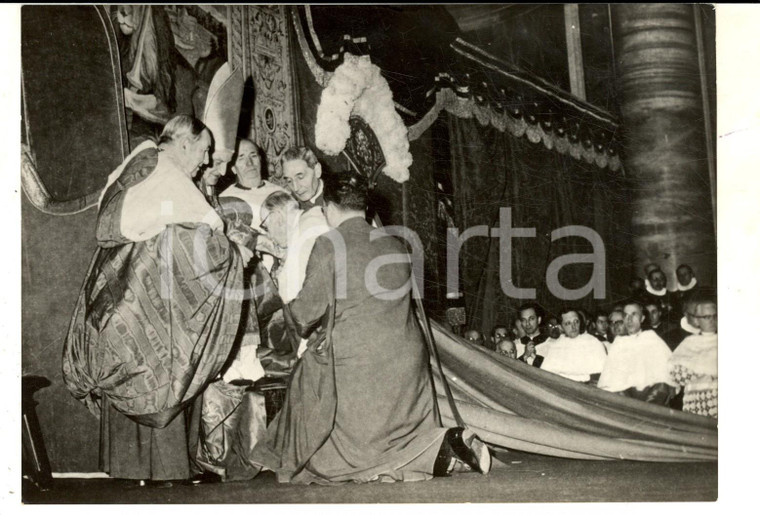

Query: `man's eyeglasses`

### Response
(692, 314, 717, 320)
(260, 211, 271, 232)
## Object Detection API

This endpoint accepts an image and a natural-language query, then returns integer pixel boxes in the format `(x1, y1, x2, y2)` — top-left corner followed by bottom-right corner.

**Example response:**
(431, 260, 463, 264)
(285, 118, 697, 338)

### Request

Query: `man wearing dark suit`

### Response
(645, 301, 672, 341)
(672, 264, 699, 316)
(591, 311, 611, 345)
(519, 342, 544, 368)
(516, 303, 549, 360)
(252, 171, 490, 483)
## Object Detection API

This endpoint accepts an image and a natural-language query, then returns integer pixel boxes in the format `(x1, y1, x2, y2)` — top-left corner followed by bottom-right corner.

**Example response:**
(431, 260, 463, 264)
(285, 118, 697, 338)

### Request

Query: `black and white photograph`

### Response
(4, 2, 757, 509)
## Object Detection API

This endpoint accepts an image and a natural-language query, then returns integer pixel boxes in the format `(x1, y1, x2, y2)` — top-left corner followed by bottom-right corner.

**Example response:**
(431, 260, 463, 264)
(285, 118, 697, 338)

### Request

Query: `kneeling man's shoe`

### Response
(434, 427, 492, 476)
(447, 427, 491, 475)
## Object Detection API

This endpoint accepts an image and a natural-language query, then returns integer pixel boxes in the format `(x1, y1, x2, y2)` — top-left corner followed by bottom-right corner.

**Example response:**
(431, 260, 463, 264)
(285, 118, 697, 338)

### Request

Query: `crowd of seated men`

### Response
(461, 263, 718, 419)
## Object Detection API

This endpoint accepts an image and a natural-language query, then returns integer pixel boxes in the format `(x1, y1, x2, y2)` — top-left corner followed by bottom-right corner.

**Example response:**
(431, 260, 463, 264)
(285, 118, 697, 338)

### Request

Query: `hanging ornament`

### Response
(315, 53, 412, 183)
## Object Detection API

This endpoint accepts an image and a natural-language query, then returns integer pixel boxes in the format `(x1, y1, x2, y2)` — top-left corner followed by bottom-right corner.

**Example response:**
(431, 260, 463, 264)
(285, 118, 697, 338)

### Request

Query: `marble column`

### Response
(613, 4, 716, 288)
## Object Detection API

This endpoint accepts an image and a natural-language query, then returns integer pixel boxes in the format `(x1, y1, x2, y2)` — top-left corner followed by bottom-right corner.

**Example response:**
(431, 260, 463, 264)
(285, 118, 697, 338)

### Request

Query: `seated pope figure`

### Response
(218, 139, 292, 355)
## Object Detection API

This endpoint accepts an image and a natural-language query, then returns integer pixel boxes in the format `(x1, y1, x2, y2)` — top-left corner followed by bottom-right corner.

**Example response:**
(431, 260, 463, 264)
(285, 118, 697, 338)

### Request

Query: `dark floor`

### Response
(21, 450, 717, 504)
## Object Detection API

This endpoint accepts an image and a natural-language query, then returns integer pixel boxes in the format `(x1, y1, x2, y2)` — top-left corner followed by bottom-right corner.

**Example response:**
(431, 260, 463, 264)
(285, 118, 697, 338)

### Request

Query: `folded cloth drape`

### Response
(195, 381, 267, 481)
(428, 320, 717, 462)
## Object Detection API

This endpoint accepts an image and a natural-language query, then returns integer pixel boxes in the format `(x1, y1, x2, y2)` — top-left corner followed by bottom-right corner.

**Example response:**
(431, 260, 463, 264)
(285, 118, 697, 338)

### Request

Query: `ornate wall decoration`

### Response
(314, 53, 413, 183)
(165, 7, 220, 70)
(292, 6, 622, 173)
(253, 53, 282, 91)
(247, 5, 298, 182)
(223, 6, 298, 182)
(228, 6, 246, 76)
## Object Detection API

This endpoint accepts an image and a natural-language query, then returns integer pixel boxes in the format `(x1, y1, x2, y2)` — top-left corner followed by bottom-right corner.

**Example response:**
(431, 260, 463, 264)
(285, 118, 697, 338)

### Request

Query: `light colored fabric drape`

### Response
(428, 319, 717, 462)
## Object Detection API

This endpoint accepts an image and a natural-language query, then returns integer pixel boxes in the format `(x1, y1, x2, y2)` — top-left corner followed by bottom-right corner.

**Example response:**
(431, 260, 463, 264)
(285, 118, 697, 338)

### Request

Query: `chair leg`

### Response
(22, 406, 53, 491)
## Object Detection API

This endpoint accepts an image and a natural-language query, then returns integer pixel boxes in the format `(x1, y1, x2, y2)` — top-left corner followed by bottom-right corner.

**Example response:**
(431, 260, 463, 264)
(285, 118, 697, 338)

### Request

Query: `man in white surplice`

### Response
(220, 139, 289, 232)
(598, 301, 676, 403)
(220, 139, 289, 275)
(539, 308, 608, 383)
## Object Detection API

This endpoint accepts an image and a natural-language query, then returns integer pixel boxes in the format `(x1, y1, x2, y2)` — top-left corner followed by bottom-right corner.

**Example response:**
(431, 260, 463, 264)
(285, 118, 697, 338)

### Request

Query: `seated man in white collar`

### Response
(515, 303, 549, 358)
(642, 267, 675, 318)
(676, 264, 698, 291)
(668, 296, 718, 418)
(598, 301, 676, 405)
(673, 264, 699, 315)
(591, 311, 611, 345)
(281, 146, 324, 210)
(607, 309, 626, 349)
(259, 190, 330, 357)
(644, 300, 671, 341)
(217, 138, 292, 357)
(663, 294, 702, 350)
(539, 308, 607, 383)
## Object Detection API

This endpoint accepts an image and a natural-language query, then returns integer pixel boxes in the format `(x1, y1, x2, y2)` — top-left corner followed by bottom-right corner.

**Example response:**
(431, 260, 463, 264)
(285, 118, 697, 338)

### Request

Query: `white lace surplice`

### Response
(598, 330, 674, 392)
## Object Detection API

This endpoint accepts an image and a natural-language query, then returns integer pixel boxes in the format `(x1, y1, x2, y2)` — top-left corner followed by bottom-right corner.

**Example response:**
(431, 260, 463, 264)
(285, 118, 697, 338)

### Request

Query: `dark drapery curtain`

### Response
(438, 113, 632, 335)
(288, 21, 715, 465)
(291, 34, 448, 319)
(290, 14, 632, 336)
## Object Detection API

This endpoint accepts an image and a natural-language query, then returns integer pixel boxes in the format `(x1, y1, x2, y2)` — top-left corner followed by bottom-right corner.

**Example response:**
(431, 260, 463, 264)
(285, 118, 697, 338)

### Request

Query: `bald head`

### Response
(464, 329, 484, 346)
(496, 339, 517, 358)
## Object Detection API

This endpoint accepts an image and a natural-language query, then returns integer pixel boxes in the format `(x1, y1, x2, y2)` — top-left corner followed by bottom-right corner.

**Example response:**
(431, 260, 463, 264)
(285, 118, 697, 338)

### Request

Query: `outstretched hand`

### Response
(235, 242, 254, 263)
(256, 233, 286, 259)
